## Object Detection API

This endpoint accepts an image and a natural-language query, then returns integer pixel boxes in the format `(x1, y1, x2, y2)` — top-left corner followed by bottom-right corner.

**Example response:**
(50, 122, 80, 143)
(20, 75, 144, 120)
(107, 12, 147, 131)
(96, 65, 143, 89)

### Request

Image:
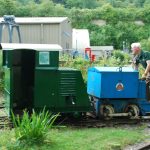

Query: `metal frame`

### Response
(0, 15, 21, 43)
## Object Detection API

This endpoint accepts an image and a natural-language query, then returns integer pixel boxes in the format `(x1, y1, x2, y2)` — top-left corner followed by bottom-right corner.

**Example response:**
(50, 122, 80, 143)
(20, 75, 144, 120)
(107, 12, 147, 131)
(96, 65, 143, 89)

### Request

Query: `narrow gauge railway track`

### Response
(138, 143, 150, 150)
(0, 106, 149, 129)
(0, 116, 12, 129)
(57, 112, 150, 128)
(125, 142, 150, 150)
(57, 117, 145, 128)
(0, 104, 12, 129)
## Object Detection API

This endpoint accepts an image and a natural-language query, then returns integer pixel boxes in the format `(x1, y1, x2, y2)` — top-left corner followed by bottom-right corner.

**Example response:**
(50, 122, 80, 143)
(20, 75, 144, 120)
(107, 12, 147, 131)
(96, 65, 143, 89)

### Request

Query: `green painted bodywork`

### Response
(34, 67, 91, 112)
(2, 49, 92, 115)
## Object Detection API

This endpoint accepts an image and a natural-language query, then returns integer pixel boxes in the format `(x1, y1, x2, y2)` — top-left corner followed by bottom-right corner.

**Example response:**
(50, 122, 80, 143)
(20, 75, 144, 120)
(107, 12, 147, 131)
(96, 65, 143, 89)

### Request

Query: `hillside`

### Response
(0, 0, 150, 49)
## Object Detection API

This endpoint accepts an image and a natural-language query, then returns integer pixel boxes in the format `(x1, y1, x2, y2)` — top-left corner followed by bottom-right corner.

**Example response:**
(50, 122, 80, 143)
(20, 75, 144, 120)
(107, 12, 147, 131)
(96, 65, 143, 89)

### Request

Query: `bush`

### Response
(112, 50, 131, 64)
(12, 109, 59, 144)
(60, 54, 131, 82)
(141, 38, 150, 52)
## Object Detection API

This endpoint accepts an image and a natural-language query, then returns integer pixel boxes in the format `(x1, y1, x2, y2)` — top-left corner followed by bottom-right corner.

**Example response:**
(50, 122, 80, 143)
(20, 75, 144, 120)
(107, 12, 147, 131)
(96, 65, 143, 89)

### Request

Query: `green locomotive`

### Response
(0, 43, 92, 116)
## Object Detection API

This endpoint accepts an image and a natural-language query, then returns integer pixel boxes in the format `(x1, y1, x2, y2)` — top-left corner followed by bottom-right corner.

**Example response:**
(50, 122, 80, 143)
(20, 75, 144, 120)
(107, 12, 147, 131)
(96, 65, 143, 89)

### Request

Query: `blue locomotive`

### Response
(87, 67, 150, 119)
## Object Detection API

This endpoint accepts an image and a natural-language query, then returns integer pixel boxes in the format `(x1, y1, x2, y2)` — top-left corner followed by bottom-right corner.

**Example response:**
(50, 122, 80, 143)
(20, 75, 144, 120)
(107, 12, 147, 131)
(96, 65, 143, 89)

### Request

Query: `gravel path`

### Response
(124, 123, 150, 150)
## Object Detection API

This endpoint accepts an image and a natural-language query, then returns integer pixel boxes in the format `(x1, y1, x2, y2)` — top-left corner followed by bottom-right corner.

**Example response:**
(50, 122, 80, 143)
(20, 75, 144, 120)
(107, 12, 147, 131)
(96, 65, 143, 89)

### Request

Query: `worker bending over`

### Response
(131, 42, 150, 101)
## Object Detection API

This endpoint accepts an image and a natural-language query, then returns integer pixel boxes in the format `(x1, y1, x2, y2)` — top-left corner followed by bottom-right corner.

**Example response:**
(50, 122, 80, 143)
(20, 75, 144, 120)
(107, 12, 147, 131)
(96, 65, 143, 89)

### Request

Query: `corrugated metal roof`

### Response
(0, 43, 62, 51)
(0, 17, 68, 24)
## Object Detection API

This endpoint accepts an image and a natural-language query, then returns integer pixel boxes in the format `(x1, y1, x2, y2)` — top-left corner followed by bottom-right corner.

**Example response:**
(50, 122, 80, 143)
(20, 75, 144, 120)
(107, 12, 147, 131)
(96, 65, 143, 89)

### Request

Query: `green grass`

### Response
(0, 127, 147, 150)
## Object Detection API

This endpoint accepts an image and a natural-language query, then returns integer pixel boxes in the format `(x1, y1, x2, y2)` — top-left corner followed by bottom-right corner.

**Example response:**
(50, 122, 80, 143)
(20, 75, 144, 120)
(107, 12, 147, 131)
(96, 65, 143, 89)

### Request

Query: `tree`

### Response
(0, 0, 17, 15)
(30, 0, 66, 17)
(133, 0, 145, 7)
(15, 1, 36, 16)
(16, 0, 32, 4)
(34, 0, 40, 3)
(141, 5, 150, 23)
(82, 0, 98, 9)
(52, 0, 65, 4)
(65, 0, 98, 9)
(144, 0, 150, 5)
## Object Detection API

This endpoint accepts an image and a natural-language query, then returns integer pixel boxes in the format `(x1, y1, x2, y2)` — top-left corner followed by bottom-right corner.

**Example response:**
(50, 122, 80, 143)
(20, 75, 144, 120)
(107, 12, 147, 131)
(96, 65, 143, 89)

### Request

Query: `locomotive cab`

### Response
(1, 43, 61, 115)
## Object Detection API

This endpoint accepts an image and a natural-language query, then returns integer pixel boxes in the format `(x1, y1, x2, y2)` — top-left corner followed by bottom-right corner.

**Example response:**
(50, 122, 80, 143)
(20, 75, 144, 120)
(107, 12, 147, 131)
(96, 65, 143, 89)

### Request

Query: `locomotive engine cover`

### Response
(87, 67, 139, 99)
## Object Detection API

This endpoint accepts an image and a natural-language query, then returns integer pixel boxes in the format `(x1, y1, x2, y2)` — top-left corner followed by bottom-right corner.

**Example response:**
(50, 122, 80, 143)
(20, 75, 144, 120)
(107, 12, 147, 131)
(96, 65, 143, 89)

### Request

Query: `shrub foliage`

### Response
(12, 109, 59, 144)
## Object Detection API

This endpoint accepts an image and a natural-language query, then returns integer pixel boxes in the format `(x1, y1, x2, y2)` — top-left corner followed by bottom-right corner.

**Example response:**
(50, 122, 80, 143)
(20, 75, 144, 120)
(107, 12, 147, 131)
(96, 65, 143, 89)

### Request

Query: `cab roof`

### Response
(0, 43, 62, 51)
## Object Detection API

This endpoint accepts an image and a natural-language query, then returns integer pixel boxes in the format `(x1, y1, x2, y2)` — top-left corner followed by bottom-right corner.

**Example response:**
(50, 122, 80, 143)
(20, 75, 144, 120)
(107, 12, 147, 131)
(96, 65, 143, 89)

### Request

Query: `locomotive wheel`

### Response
(125, 104, 140, 119)
(100, 105, 114, 120)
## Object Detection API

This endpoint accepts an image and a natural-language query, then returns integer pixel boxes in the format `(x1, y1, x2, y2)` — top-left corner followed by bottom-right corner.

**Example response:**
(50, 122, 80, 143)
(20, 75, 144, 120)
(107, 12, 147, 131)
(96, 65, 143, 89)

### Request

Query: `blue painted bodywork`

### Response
(87, 67, 150, 116)
(87, 67, 139, 98)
